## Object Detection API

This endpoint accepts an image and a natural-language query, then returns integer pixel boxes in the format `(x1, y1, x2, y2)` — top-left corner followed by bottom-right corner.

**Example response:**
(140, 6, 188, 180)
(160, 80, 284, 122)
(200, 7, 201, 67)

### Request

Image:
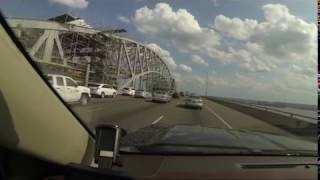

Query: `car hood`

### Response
(120, 125, 316, 155)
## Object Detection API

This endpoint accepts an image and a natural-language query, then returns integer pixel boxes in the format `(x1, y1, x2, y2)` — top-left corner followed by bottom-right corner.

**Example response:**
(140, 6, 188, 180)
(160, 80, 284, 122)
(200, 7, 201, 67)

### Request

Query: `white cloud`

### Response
(147, 43, 177, 70)
(133, 3, 220, 53)
(262, 4, 294, 23)
(134, 3, 202, 34)
(176, 74, 207, 94)
(48, 0, 88, 9)
(118, 16, 130, 24)
(191, 55, 208, 66)
(172, 72, 182, 83)
(134, 3, 316, 75)
(290, 64, 316, 78)
(208, 43, 276, 72)
(132, 3, 316, 104)
(178, 64, 192, 73)
(67, 19, 91, 28)
(210, 3, 317, 73)
(214, 15, 258, 40)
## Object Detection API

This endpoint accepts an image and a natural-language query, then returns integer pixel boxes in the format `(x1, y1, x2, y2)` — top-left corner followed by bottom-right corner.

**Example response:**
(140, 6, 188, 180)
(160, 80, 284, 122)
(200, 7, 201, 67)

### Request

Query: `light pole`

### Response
(205, 71, 209, 97)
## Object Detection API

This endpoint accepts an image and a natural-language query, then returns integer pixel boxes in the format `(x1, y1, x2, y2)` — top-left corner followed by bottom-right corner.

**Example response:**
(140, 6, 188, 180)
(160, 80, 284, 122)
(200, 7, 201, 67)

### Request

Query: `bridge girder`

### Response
(7, 18, 175, 92)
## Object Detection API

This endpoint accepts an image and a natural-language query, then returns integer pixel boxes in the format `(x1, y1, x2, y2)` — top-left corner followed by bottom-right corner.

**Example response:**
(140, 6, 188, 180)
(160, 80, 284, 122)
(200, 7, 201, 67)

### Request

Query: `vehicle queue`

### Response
(48, 74, 203, 109)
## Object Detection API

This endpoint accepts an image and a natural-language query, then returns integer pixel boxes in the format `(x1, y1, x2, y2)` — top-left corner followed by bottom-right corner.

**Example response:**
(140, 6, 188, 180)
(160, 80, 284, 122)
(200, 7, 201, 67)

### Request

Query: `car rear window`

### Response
(88, 84, 100, 87)
(103, 85, 112, 88)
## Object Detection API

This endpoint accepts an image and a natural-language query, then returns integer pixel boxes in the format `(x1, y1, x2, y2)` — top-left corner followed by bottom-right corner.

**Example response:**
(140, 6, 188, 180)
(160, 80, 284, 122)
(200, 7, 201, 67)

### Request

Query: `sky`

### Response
(0, 0, 317, 105)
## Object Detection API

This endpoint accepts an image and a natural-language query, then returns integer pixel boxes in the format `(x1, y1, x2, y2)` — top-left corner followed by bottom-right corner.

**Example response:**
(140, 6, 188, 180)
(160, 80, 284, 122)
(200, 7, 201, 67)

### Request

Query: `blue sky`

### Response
(0, 0, 317, 104)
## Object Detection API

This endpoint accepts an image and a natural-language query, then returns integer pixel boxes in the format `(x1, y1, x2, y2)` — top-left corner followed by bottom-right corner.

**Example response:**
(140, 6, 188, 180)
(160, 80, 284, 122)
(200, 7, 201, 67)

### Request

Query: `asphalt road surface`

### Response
(71, 96, 295, 138)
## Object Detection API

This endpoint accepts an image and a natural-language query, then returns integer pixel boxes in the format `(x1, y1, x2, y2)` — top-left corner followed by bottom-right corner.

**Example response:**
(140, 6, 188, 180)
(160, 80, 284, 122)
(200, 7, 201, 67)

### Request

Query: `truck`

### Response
(46, 74, 91, 105)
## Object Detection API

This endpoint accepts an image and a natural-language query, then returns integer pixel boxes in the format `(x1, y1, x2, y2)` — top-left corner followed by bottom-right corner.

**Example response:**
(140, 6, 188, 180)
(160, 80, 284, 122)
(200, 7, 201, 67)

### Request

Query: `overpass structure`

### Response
(7, 16, 176, 92)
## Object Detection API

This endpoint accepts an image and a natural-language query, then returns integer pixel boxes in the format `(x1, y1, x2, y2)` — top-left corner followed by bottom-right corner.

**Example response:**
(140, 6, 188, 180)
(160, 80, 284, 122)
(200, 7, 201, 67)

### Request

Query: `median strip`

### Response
(152, 115, 164, 125)
(204, 105, 233, 129)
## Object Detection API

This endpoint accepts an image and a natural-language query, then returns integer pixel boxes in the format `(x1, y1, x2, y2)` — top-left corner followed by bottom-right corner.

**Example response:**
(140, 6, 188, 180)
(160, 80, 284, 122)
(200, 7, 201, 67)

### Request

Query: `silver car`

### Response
(134, 90, 152, 98)
(185, 96, 203, 109)
(152, 91, 171, 103)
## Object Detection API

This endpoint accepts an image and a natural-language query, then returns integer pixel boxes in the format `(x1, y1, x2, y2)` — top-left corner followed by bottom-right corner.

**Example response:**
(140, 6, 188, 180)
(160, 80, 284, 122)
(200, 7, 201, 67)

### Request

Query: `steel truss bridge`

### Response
(7, 17, 176, 92)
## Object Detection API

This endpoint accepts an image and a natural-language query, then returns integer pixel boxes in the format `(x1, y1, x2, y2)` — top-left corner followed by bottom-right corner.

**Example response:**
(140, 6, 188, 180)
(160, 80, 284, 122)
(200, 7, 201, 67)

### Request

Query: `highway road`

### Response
(71, 96, 296, 138)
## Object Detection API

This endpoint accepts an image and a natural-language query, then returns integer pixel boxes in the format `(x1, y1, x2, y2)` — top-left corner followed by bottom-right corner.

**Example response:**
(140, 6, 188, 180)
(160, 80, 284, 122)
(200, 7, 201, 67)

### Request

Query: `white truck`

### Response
(46, 74, 91, 105)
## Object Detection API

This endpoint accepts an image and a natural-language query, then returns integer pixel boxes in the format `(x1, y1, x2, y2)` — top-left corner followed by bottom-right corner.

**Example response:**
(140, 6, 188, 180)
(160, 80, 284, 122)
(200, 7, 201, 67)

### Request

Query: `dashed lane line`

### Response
(152, 115, 164, 125)
(204, 105, 233, 129)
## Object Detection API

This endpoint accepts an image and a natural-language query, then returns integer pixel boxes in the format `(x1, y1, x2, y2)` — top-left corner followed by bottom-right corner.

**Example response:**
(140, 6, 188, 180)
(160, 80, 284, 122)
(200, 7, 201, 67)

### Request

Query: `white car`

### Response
(46, 74, 91, 105)
(88, 83, 117, 98)
(134, 90, 152, 98)
(152, 91, 171, 103)
(185, 96, 203, 109)
(122, 87, 135, 96)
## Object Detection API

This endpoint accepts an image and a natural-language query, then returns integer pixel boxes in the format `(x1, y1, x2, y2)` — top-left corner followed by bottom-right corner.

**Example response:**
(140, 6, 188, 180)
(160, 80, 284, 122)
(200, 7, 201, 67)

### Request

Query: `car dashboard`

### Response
(115, 154, 317, 179)
(2, 147, 317, 180)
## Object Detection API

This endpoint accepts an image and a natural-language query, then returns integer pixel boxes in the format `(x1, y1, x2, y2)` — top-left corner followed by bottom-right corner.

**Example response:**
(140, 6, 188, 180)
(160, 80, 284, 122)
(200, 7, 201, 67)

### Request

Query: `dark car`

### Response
(172, 92, 180, 98)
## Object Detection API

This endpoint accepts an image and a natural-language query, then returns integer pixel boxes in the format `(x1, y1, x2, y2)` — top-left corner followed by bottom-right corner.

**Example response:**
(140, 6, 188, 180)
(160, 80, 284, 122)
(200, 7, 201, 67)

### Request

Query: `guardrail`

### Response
(211, 98, 317, 124)
(251, 104, 316, 120)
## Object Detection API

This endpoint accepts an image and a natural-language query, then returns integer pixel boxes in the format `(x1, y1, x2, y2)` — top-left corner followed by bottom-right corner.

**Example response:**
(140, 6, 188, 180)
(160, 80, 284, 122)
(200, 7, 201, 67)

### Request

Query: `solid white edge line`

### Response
(204, 105, 233, 129)
(152, 115, 164, 125)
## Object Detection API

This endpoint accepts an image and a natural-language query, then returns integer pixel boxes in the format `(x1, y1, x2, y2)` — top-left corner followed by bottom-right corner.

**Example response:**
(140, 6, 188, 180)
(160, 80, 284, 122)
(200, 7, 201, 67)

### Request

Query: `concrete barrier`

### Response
(208, 98, 317, 142)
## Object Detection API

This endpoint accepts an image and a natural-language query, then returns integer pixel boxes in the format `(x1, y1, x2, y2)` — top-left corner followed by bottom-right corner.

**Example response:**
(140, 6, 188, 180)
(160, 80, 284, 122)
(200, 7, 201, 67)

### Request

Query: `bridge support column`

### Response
(43, 30, 56, 62)
(85, 60, 91, 86)
(116, 44, 123, 89)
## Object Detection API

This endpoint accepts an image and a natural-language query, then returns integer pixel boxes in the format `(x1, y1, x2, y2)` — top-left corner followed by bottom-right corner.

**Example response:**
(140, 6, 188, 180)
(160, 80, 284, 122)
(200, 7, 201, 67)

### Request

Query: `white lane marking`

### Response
(152, 115, 164, 125)
(204, 105, 233, 129)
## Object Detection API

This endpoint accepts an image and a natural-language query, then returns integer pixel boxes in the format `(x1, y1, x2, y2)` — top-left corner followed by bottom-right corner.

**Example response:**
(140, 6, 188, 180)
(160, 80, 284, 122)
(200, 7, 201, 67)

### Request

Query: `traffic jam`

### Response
(47, 73, 203, 109)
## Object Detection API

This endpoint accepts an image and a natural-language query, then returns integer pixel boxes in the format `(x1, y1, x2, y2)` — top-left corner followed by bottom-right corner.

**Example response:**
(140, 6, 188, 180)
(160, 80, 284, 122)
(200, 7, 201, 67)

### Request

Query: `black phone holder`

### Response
(64, 124, 131, 180)
(95, 124, 127, 169)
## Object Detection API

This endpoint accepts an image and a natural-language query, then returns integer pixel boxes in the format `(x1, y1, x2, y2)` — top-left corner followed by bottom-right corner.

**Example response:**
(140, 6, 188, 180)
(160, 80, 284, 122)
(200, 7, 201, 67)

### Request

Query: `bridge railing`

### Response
(210, 98, 317, 124)
(248, 104, 316, 123)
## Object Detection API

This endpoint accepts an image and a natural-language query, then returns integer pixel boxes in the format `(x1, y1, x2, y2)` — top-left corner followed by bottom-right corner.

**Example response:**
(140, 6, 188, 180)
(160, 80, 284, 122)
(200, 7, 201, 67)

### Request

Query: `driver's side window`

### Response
(66, 78, 77, 87)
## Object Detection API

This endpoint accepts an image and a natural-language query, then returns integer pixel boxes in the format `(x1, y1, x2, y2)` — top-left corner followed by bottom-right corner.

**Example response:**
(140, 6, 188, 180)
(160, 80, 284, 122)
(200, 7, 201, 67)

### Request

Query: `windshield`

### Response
(88, 84, 100, 87)
(1, 0, 317, 155)
(46, 75, 53, 85)
(190, 96, 201, 99)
